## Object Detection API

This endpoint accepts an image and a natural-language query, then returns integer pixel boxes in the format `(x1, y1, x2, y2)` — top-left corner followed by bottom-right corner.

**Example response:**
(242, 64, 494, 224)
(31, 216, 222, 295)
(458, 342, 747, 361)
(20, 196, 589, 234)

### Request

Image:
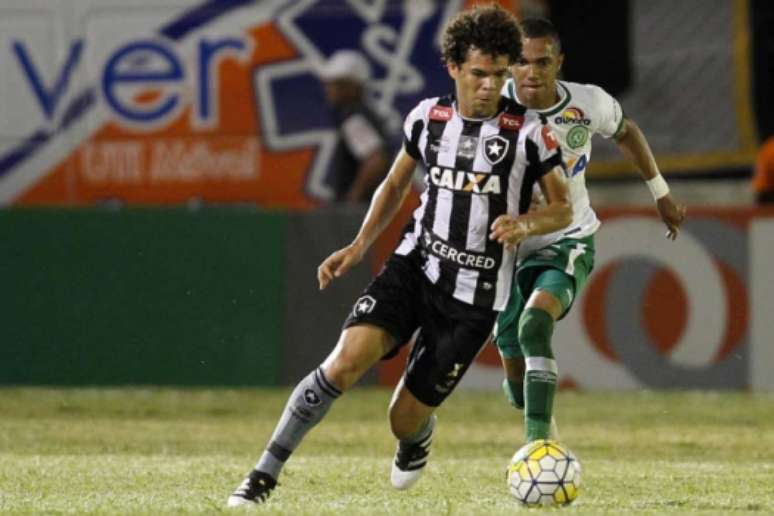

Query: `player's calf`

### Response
(519, 308, 558, 442)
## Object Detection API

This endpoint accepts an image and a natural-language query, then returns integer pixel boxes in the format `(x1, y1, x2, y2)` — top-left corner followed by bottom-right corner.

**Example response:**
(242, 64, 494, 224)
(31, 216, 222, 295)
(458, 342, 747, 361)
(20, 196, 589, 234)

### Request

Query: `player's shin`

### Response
(518, 308, 557, 442)
(255, 367, 342, 479)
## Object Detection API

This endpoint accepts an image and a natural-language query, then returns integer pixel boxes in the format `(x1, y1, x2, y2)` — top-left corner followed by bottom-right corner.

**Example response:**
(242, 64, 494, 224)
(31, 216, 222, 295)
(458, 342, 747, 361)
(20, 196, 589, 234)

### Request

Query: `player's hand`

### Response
(489, 214, 531, 251)
(317, 243, 365, 290)
(656, 194, 686, 240)
(528, 191, 545, 213)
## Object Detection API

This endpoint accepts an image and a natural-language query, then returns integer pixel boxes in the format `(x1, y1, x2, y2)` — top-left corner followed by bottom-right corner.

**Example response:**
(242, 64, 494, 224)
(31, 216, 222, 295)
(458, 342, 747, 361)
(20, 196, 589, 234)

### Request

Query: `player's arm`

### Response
(339, 113, 390, 203)
(489, 165, 571, 250)
(346, 150, 389, 203)
(317, 148, 416, 289)
(614, 117, 686, 240)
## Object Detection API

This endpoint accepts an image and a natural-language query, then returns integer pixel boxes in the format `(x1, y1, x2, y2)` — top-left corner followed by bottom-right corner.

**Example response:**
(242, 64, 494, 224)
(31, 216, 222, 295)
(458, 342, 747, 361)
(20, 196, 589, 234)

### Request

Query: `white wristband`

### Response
(646, 175, 670, 200)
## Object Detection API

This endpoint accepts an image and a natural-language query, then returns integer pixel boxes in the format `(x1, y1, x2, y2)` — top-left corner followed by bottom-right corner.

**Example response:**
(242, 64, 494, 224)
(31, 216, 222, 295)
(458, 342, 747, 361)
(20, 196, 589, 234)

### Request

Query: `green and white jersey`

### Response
(502, 79, 624, 260)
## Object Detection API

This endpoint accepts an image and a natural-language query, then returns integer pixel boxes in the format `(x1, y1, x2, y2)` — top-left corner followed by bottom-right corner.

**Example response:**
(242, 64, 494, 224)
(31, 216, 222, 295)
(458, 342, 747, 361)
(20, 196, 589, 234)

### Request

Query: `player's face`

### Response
(448, 48, 509, 118)
(323, 79, 360, 108)
(512, 36, 564, 109)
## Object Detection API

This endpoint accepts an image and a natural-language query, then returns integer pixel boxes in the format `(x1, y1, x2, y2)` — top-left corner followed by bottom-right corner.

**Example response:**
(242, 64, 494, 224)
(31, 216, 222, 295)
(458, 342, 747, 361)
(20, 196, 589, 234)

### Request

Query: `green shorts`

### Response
(495, 235, 595, 358)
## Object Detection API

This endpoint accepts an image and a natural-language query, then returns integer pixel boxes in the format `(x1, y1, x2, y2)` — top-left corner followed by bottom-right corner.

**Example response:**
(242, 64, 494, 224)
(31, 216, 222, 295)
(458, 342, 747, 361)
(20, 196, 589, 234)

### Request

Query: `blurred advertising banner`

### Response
(0, 0, 485, 207)
(380, 208, 774, 391)
(0, 0, 757, 208)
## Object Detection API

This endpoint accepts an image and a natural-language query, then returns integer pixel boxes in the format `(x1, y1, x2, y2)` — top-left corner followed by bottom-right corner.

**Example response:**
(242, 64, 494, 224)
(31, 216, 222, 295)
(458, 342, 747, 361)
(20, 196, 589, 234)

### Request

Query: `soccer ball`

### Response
(506, 439, 581, 506)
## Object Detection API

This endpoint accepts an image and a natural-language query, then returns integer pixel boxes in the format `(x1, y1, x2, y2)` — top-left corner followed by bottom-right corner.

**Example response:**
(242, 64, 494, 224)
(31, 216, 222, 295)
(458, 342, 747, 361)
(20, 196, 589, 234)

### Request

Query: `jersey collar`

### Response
(452, 96, 507, 122)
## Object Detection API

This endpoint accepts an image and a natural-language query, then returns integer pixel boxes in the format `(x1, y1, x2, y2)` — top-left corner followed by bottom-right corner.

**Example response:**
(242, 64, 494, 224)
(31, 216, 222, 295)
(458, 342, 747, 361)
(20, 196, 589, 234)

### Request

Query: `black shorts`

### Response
(343, 254, 496, 407)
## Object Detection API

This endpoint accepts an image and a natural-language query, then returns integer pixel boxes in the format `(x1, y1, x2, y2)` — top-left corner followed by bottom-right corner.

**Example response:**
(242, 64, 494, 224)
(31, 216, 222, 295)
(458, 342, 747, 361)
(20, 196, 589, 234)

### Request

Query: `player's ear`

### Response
(447, 62, 460, 81)
(556, 53, 565, 71)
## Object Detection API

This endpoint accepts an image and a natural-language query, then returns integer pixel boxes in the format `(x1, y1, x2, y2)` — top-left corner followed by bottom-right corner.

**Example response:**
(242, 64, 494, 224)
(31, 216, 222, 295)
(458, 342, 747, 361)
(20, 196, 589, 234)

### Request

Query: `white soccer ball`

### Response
(506, 439, 581, 506)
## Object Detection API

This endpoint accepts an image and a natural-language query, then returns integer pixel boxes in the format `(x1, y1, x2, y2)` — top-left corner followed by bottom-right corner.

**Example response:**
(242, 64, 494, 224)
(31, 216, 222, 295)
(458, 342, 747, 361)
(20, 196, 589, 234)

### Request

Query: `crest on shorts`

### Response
(353, 295, 377, 317)
(483, 135, 509, 165)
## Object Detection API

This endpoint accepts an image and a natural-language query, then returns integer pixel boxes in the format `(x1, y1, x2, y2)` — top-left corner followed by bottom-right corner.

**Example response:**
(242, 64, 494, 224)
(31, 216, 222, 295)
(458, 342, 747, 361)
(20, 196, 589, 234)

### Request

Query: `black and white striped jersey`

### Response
(397, 95, 563, 311)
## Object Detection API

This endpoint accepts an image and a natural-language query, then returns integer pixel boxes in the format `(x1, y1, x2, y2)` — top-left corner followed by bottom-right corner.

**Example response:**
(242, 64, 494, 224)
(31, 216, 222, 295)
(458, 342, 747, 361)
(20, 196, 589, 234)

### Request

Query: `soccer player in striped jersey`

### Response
(227, 5, 572, 506)
(494, 18, 687, 443)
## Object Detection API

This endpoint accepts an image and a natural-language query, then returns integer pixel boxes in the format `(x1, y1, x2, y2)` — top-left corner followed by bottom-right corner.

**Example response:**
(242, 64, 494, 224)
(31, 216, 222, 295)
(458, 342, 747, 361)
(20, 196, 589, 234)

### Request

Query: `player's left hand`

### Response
(317, 243, 365, 290)
(656, 194, 686, 240)
(489, 214, 530, 250)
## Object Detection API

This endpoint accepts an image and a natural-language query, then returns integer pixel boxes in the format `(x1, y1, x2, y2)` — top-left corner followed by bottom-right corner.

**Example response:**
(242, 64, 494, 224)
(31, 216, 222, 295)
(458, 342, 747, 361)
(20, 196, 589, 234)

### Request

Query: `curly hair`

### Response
(441, 4, 522, 66)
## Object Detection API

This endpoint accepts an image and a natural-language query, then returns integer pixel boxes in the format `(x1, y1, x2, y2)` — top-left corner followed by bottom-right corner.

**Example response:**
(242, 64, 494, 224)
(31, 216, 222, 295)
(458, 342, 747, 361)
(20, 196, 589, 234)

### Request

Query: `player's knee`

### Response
(323, 356, 364, 391)
(323, 329, 389, 390)
(518, 308, 555, 357)
(323, 343, 373, 390)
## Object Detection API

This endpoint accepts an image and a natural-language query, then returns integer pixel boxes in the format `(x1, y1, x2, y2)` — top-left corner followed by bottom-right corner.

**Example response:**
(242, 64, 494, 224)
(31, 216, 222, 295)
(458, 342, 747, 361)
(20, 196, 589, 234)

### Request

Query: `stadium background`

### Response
(1, 0, 773, 392)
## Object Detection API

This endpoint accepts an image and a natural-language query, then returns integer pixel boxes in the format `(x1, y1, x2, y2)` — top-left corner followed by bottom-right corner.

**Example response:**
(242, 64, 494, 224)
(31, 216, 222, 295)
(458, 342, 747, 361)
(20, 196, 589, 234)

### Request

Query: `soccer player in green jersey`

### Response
(496, 18, 686, 442)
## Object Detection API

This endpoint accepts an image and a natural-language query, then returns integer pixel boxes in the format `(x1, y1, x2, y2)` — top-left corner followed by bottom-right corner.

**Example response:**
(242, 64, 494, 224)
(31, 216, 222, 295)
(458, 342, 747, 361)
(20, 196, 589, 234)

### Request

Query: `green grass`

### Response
(1, 388, 773, 515)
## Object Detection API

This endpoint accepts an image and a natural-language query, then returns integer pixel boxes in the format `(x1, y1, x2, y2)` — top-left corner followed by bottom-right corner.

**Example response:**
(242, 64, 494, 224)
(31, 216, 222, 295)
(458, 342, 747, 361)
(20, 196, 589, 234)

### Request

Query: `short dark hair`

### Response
(441, 4, 522, 66)
(520, 18, 562, 53)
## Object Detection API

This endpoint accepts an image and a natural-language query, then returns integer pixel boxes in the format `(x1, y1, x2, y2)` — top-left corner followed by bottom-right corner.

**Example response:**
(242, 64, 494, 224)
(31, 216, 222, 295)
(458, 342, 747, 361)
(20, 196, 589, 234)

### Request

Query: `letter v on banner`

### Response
(12, 40, 84, 121)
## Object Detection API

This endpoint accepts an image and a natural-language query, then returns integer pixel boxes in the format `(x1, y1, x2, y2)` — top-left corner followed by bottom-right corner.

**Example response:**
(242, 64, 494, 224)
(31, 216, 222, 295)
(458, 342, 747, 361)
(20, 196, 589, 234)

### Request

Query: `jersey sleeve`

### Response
(341, 113, 384, 160)
(402, 100, 427, 161)
(590, 84, 624, 139)
(526, 122, 565, 178)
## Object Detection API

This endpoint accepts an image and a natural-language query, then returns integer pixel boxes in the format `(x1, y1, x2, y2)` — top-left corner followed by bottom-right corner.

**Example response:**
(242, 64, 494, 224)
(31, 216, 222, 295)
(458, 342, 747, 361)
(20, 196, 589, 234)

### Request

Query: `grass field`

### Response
(1, 388, 773, 515)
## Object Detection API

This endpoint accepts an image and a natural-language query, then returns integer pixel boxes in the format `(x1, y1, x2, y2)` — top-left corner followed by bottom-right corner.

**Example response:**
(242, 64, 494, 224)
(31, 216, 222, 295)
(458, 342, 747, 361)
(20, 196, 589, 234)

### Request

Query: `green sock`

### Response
(518, 308, 557, 442)
(524, 367, 557, 441)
